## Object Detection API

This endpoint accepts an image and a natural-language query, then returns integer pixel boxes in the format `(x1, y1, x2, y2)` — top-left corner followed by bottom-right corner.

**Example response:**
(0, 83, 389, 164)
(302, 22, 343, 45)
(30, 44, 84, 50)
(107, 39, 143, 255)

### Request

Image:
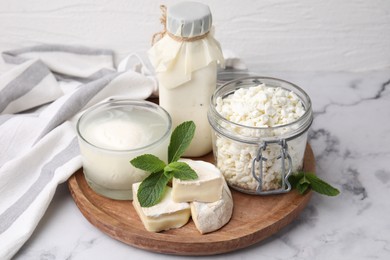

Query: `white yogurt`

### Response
(77, 100, 171, 200)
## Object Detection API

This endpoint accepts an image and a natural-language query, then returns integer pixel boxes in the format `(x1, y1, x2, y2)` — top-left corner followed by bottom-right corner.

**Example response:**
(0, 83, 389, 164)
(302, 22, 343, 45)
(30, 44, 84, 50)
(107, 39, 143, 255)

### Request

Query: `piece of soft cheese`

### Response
(132, 182, 191, 232)
(191, 181, 233, 234)
(172, 159, 224, 203)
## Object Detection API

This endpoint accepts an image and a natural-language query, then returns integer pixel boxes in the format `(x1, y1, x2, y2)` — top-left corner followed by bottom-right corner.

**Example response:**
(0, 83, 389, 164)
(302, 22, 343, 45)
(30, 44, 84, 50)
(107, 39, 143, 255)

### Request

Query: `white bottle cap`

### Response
(166, 1, 212, 38)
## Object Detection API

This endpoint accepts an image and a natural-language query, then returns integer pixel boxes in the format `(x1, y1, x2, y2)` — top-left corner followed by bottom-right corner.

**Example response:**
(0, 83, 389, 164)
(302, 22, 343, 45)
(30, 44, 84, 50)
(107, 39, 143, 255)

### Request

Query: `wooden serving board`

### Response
(68, 144, 315, 256)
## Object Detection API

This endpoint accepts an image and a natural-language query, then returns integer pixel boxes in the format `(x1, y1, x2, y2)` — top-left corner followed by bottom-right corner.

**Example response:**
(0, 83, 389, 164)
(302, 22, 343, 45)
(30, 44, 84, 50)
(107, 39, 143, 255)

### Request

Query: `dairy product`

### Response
(83, 119, 152, 150)
(132, 183, 191, 232)
(77, 100, 171, 200)
(132, 159, 233, 234)
(215, 84, 305, 128)
(148, 2, 224, 157)
(191, 181, 233, 234)
(158, 63, 218, 156)
(212, 83, 307, 192)
(172, 159, 224, 203)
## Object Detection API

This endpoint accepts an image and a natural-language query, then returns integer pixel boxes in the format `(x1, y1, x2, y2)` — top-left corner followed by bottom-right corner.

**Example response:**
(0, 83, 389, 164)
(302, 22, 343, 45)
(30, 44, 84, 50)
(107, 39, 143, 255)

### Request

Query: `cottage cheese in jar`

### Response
(208, 77, 313, 194)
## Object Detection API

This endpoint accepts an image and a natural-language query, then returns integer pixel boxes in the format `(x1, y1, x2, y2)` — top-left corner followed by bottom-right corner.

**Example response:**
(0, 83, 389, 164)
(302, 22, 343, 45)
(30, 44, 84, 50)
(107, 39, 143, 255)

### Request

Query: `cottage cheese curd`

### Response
(212, 83, 308, 192)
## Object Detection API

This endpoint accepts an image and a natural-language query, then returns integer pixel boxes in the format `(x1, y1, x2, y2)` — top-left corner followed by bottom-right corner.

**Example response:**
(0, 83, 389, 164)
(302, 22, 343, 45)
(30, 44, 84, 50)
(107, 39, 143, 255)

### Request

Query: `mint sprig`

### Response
(137, 171, 170, 207)
(288, 172, 340, 196)
(130, 121, 197, 207)
(130, 154, 165, 173)
(165, 161, 198, 180)
(168, 121, 196, 163)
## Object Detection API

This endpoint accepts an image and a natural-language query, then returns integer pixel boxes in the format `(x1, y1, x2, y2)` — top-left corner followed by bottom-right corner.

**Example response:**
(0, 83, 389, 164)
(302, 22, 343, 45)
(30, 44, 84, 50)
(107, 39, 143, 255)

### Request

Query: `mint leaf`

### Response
(296, 175, 310, 194)
(288, 172, 304, 188)
(137, 171, 170, 207)
(296, 182, 309, 194)
(130, 154, 166, 173)
(305, 173, 340, 196)
(288, 172, 339, 196)
(131, 121, 197, 207)
(163, 169, 174, 179)
(168, 121, 196, 163)
(165, 161, 198, 180)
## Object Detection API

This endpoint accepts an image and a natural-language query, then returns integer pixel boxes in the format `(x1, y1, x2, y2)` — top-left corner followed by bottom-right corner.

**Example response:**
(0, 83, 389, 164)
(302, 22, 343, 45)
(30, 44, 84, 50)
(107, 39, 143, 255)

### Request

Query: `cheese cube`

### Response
(191, 181, 233, 234)
(172, 159, 224, 203)
(132, 183, 191, 232)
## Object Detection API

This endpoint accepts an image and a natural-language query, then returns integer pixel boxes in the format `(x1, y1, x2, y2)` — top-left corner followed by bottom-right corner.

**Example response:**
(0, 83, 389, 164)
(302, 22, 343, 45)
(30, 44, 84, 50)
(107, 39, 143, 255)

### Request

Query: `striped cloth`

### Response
(0, 45, 156, 259)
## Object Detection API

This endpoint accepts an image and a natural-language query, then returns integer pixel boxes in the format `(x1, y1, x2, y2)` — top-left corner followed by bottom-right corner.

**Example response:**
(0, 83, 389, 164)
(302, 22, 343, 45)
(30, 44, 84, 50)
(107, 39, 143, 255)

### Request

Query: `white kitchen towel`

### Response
(0, 44, 156, 259)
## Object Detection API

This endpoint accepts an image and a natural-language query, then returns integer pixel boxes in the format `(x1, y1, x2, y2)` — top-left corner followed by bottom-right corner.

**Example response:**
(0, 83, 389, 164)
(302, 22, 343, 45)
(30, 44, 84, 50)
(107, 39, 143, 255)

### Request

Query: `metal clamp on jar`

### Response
(208, 77, 313, 195)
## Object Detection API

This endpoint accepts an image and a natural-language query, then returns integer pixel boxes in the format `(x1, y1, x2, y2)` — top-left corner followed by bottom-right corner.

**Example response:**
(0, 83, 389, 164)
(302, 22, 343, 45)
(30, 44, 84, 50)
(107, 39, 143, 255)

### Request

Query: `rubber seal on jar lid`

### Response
(167, 2, 212, 38)
(217, 69, 258, 87)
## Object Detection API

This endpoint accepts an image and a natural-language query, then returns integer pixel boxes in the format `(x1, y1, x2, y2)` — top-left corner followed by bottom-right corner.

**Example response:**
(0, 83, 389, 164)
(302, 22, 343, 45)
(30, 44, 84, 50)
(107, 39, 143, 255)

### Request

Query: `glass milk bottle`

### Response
(148, 2, 224, 157)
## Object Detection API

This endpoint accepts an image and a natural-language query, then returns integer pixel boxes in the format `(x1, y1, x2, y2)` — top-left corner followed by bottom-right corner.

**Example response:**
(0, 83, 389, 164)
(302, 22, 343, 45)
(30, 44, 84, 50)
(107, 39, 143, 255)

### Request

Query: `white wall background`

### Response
(0, 0, 389, 72)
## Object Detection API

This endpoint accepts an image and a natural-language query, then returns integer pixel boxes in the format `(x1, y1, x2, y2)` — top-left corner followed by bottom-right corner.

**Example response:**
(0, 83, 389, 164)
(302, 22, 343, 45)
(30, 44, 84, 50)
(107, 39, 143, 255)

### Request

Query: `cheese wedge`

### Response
(172, 159, 224, 203)
(191, 181, 233, 234)
(132, 183, 191, 232)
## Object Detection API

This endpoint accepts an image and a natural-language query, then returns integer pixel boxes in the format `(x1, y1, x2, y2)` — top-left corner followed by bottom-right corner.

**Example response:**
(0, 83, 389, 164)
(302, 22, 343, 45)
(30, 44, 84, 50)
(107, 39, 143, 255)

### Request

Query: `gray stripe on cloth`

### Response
(16, 44, 113, 55)
(54, 68, 115, 83)
(2, 44, 114, 65)
(0, 137, 79, 234)
(34, 73, 119, 142)
(1, 52, 28, 65)
(0, 60, 51, 113)
(3, 44, 113, 57)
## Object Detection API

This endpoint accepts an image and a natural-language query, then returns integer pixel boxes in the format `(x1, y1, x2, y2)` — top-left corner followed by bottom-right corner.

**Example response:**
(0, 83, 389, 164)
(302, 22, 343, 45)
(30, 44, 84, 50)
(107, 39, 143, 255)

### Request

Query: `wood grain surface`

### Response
(67, 144, 315, 256)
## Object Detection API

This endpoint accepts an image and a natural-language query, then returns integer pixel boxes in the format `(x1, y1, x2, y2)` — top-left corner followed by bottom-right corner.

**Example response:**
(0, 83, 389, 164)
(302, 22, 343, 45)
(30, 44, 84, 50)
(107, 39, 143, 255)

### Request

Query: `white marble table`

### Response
(14, 70, 390, 260)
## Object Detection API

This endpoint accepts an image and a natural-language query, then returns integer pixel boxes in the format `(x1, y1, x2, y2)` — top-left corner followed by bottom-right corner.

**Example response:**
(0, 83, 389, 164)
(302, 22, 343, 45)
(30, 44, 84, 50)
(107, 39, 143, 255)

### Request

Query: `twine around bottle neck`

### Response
(151, 5, 209, 46)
